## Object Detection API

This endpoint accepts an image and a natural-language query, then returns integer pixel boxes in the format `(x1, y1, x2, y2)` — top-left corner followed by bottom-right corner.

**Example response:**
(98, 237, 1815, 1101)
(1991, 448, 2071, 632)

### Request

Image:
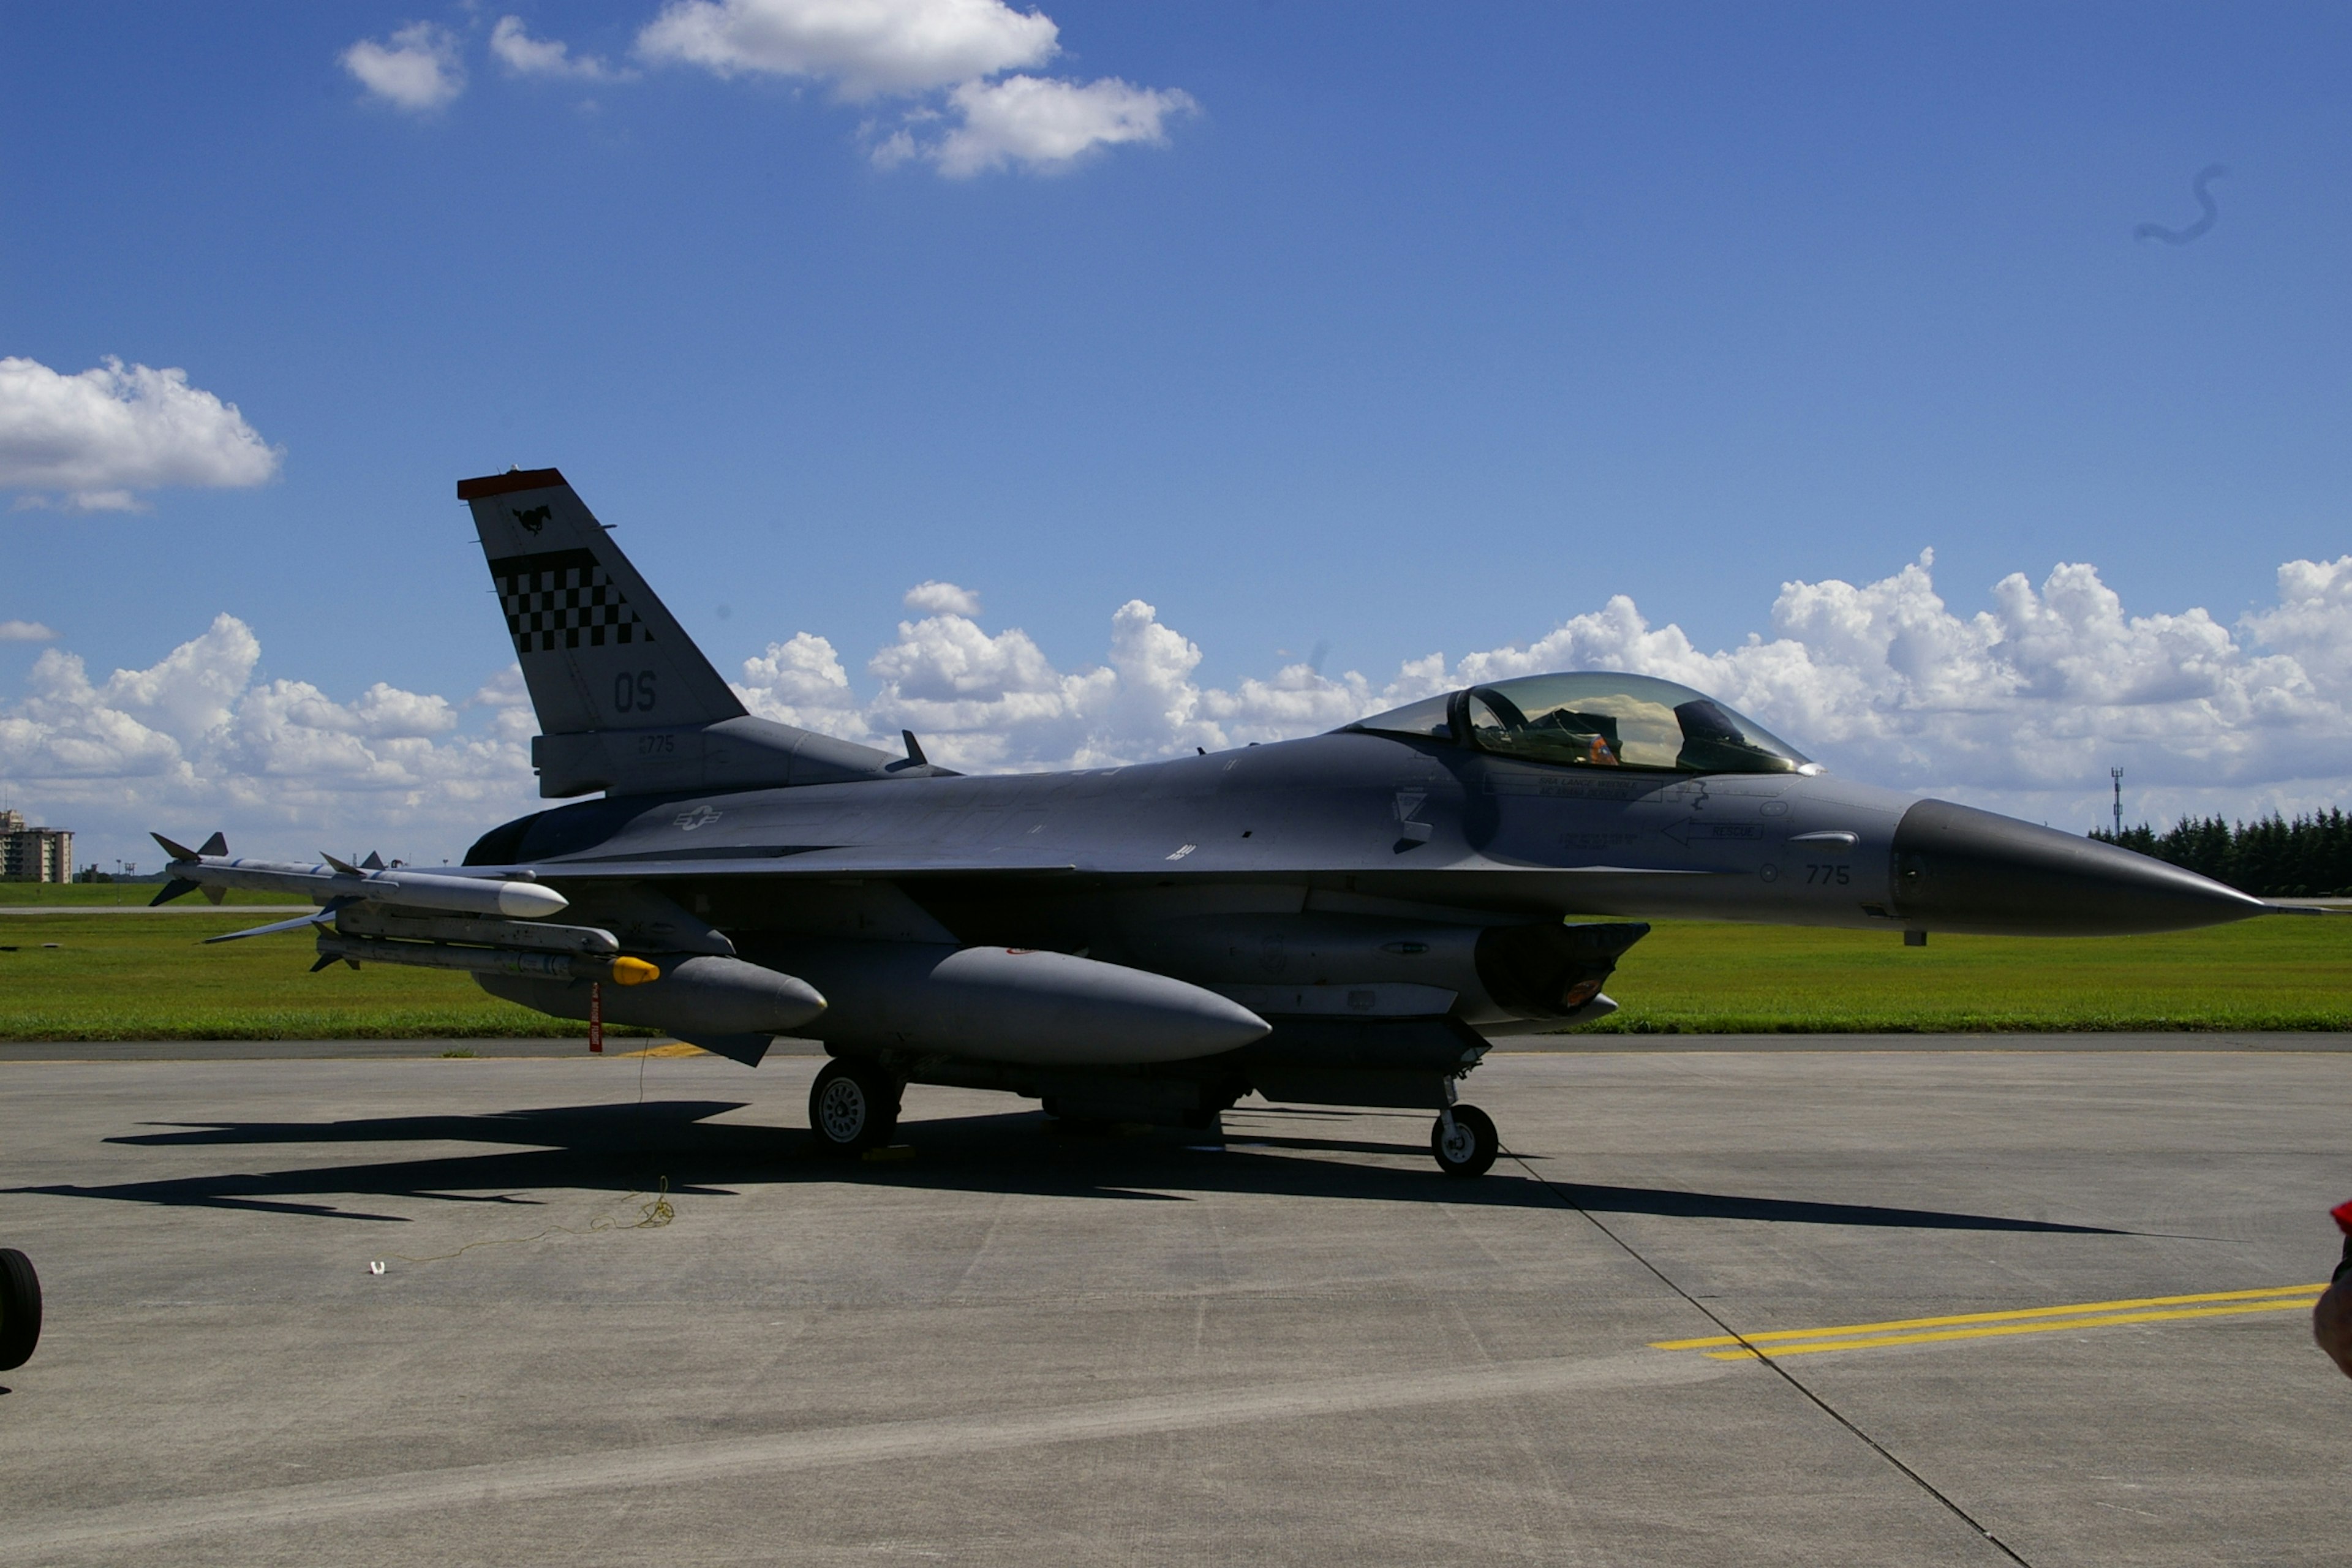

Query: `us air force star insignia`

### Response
(674, 805, 722, 831)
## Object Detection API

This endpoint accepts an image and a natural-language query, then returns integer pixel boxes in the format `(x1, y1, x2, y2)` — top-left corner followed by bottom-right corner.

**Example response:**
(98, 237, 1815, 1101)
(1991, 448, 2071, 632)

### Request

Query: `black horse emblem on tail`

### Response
(510, 505, 551, 534)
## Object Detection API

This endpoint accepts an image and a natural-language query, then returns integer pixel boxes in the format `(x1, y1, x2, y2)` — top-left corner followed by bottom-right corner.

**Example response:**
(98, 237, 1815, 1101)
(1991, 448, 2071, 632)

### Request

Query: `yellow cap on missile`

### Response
(609, 956, 662, 986)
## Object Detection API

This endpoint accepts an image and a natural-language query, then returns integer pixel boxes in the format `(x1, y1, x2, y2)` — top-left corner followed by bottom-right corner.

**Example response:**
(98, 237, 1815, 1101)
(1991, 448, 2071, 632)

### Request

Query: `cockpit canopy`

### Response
(1349, 671, 1815, 777)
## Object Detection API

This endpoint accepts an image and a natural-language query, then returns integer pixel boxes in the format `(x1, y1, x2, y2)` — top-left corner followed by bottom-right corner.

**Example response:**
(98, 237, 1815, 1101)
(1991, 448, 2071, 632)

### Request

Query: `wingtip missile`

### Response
(143, 835, 568, 921)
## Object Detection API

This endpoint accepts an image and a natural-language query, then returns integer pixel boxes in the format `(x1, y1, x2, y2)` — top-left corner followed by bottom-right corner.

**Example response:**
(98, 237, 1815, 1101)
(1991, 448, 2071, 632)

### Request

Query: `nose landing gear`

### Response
(1431, 1104, 1499, 1177)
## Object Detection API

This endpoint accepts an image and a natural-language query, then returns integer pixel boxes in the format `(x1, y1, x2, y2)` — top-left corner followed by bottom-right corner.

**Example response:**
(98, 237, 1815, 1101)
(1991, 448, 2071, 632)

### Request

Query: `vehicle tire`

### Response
(1431, 1105, 1499, 1178)
(809, 1060, 900, 1157)
(0, 1248, 40, 1371)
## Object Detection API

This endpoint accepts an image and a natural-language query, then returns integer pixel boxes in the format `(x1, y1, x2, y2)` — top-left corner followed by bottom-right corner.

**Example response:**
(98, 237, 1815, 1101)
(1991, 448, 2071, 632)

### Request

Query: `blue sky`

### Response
(4, 2, 2351, 865)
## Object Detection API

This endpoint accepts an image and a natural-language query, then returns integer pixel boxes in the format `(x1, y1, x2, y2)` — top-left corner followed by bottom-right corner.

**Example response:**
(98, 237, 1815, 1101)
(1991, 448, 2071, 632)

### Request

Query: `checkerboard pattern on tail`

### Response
(491, 548, 654, 655)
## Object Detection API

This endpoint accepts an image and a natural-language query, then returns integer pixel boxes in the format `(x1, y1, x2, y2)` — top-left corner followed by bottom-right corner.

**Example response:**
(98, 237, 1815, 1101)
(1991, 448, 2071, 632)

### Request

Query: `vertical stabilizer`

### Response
(461, 467, 928, 798)
(460, 468, 745, 736)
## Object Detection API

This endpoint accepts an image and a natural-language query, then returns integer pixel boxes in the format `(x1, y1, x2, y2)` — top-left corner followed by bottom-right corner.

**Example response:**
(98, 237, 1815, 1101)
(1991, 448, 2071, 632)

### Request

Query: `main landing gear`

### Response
(1431, 1105, 1499, 1178)
(809, 1058, 902, 1157)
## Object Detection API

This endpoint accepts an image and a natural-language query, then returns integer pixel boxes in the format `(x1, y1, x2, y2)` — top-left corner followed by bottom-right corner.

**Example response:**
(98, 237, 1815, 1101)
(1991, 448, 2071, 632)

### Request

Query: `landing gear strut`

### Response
(0, 1248, 40, 1371)
(1431, 1105, 1499, 1178)
(809, 1058, 902, 1157)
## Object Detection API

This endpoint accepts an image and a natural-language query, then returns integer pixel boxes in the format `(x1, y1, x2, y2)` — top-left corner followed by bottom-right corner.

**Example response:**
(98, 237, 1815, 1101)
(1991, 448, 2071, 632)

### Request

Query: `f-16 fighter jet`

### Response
(156, 469, 2280, 1177)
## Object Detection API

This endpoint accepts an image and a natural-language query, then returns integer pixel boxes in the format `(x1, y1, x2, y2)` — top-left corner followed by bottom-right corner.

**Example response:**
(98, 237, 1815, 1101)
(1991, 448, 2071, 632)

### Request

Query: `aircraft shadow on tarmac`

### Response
(3, 1099, 2124, 1235)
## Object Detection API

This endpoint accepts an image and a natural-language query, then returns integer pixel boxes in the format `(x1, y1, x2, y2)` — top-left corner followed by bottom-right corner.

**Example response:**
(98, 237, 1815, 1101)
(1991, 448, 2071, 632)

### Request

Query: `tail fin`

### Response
(460, 467, 938, 798)
(460, 468, 745, 735)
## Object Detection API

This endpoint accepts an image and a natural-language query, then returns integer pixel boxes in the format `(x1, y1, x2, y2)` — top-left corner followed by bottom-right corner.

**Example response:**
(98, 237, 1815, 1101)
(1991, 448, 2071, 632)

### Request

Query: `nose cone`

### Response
(496, 880, 570, 919)
(1891, 799, 2267, 936)
(748, 968, 829, 1031)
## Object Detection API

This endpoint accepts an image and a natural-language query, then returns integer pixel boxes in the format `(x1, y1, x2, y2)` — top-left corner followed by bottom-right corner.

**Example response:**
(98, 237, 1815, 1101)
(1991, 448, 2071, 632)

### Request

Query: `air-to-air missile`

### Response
(160, 466, 2307, 1179)
(152, 833, 568, 918)
(151, 832, 663, 989)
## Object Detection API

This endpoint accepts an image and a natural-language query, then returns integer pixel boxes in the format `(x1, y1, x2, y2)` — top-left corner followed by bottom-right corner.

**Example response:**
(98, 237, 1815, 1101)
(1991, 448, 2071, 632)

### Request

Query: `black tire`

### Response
(809, 1060, 900, 1157)
(1431, 1105, 1499, 1178)
(0, 1248, 40, 1371)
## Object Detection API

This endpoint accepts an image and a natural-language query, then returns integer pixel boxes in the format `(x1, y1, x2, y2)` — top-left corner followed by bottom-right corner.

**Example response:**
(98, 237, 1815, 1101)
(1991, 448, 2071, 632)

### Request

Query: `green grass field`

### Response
(1586, 915, 2351, 1032)
(0, 881, 310, 907)
(0, 908, 2344, 1041)
(0, 908, 638, 1041)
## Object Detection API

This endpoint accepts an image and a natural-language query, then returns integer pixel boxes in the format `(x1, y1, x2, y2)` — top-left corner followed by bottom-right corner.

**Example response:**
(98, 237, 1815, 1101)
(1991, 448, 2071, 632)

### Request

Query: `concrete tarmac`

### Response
(1, 1047, 2346, 1565)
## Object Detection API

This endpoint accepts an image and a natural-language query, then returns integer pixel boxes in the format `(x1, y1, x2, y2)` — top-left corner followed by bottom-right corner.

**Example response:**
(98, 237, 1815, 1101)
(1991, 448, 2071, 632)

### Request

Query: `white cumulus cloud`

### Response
(737, 631, 872, 738)
(903, 579, 982, 616)
(925, 74, 1196, 176)
(21, 551, 2352, 872)
(342, 22, 467, 111)
(638, 0, 1057, 97)
(491, 16, 626, 80)
(0, 620, 58, 642)
(0, 618, 535, 867)
(0, 357, 281, 511)
(731, 552, 2352, 828)
(639, 0, 1191, 177)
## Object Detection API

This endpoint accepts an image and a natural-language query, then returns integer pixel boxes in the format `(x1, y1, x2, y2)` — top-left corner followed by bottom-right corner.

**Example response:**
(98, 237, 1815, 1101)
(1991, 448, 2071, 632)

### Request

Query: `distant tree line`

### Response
(2092, 809, 2352, 897)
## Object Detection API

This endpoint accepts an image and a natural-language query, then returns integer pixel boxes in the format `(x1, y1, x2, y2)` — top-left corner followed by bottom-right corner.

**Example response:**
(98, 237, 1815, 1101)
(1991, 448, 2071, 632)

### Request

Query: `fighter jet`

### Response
(155, 469, 2282, 1177)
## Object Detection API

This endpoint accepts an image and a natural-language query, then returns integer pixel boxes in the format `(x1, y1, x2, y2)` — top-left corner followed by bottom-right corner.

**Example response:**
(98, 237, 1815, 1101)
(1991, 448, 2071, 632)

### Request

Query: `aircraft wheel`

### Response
(1431, 1106, 1499, 1178)
(0, 1247, 40, 1371)
(809, 1060, 900, 1157)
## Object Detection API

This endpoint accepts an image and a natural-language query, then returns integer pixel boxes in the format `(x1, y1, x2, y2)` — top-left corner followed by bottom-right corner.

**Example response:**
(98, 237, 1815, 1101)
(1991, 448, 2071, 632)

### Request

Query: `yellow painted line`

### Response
(1651, 1282, 2326, 1351)
(1699, 1296, 2319, 1360)
(610, 1042, 706, 1059)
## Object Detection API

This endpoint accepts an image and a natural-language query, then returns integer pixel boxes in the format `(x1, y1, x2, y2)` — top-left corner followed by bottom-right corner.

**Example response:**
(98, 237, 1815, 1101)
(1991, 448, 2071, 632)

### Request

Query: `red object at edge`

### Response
(2331, 1199, 2352, 1236)
(456, 467, 566, 501)
(589, 981, 603, 1055)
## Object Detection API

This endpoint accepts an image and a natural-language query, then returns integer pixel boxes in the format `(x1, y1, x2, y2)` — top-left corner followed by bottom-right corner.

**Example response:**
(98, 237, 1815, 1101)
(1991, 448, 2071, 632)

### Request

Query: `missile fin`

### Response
(204, 908, 339, 944)
(670, 1031, 774, 1068)
(198, 832, 227, 857)
(151, 832, 200, 862)
(321, 851, 361, 875)
(310, 954, 337, 973)
(202, 885, 225, 905)
(361, 851, 386, 870)
(151, 878, 201, 907)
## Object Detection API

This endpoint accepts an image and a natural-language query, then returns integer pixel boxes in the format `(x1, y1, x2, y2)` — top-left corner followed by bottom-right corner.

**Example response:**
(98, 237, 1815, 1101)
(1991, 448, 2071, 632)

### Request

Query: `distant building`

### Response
(2, 816, 74, 883)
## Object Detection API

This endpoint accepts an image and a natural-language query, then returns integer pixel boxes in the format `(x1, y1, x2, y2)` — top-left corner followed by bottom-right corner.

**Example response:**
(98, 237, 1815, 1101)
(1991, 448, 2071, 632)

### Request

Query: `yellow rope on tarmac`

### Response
(372, 1177, 673, 1268)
